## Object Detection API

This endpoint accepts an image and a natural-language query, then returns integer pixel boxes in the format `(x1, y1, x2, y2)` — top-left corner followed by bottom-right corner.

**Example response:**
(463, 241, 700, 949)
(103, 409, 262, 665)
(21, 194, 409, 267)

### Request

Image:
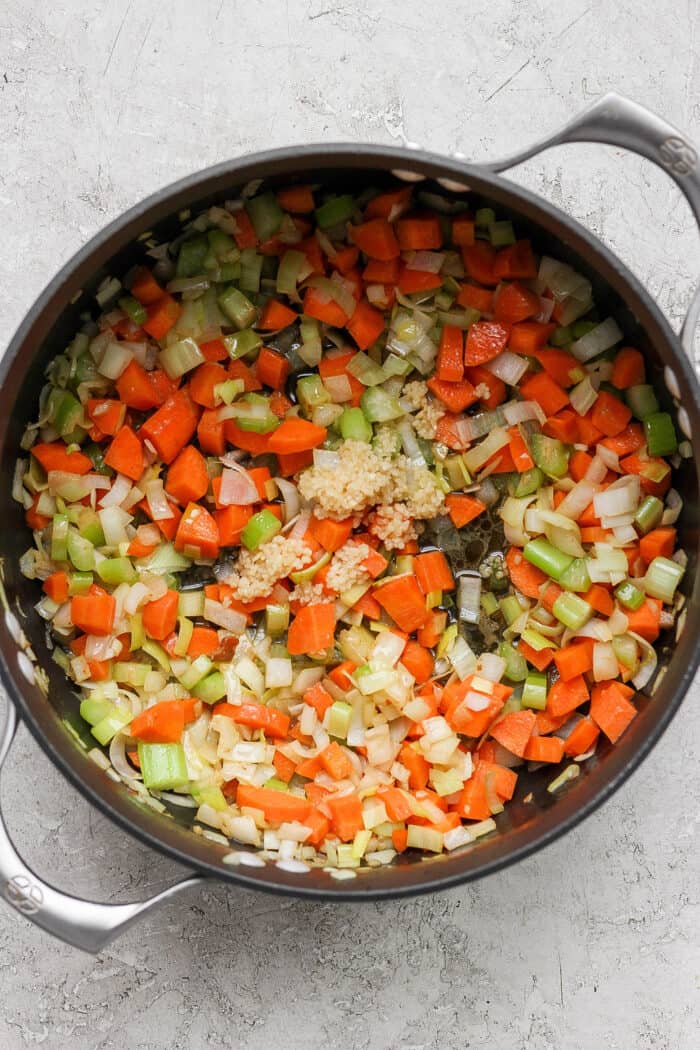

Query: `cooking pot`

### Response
(1, 93, 699, 952)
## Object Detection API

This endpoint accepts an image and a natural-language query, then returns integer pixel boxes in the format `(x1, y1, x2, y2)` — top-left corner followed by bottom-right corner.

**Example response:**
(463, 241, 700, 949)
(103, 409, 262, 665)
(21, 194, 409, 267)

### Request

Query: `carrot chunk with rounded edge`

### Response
(625, 598, 662, 643)
(287, 602, 337, 655)
(236, 783, 310, 824)
(351, 218, 400, 260)
(142, 590, 179, 641)
(165, 445, 208, 505)
(414, 550, 455, 593)
(267, 418, 327, 454)
(71, 587, 115, 637)
(187, 626, 219, 659)
(103, 425, 144, 481)
(546, 674, 589, 718)
(590, 681, 637, 743)
(319, 741, 354, 780)
(523, 735, 565, 763)
(564, 717, 600, 757)
(464, 321, 510, 365)
(174, 502, 220, 559)
(396, 215, 442, 250)
(363, 257, 399, 283)
(519, 372, 569, 417)
(256, 347, 291, 389)
(374, 576, 429, 633)
(397, 266, 443, 294)
(591, 390, 632, 438)
(505, 546, 547, 599)
(216, 701, 291, 739)
(130, 700, 187, 743)
(140, 390, 200, 464)
(326, 793, 364, 841)
(31, 442, 92, 476)
(611, 347, 645, 389)
(365, 186, 412, 220)
(444, 494, 487, 528)
(489, 709, 536, 758)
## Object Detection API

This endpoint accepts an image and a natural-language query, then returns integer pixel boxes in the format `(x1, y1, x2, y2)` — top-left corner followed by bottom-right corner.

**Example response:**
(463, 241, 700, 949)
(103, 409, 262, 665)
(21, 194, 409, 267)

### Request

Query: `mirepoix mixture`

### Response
(14, 178, 687, 873)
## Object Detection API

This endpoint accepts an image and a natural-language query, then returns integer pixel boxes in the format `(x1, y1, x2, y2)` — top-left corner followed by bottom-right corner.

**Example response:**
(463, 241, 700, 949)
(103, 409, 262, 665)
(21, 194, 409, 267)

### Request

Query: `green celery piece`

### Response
(91, 711, 132, 746)
(207, 228, 237, 258)
(246, 192, 284, 241)
(360, 387, 403, 423)
(615, 579, 645, 610)
(78, 508, 106, 547)
(523, 538, 573, 581)
(53, 391, 83, 437)
(192, 671, 227, 704)
(489, 220, 515, 247)
(277, 250, 307, 297)
(178, 654, 212, 691)
(218, 287, 257, 329)
(177, 235, 209, 277)
(643, 412, 677, 457)
(499, 595, 523, 626)
(265, 603, 290, 635)
(530, 433, 569, 478)
(192, 784, 228, 811)
(507, 466, 544, 498)
(643, 556, 684, 602)
(239, 248, 264, 293)
(297, 374, 331, 412)
(475, 207, 496, 229)
(498, 641, 528, 682)
(223, 329, 262, 359)
(136, 543, 191, 574)
(552, 592, 593, 630)
(522, 670, 548, 709)
(119, 295, 148, 325)
(68, 571, 93, 595)
(327, 700, 353, 739)
(80, 696, 115, 726)
(242, 508, 282, 550)
(558, 557, 591, 593)
(550, 325, 573, 348)
(113, 661, 150, 687)
(51, 513, 69, 561)
(315, 195, 355, 228)
(138, 742, 189, 790)
(339, 407, 373, 442)
(634, 495, 664, 535)
(96, 556, 137, 586)
(67, 529, 95, 572)
(626, 384, 659, 420)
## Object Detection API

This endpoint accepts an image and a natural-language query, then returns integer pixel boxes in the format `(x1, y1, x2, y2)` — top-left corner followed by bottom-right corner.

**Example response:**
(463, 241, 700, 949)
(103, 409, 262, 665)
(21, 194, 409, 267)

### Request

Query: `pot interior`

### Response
(2, 149, 699, 897)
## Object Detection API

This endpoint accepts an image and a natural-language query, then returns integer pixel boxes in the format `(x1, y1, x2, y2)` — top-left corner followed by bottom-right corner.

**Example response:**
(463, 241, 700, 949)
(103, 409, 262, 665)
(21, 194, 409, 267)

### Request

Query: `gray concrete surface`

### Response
(1, 1, 699, 1047)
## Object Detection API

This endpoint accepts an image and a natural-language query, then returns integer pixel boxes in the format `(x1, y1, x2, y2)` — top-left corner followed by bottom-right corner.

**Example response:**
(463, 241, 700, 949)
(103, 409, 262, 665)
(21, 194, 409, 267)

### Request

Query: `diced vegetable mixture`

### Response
(14, 180, 688, 872)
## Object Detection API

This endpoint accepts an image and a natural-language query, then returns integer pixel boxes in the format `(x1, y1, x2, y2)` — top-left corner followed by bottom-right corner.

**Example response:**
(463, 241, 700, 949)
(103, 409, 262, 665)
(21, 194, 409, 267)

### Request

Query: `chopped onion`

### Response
(397, 418, 426, 465)
(478, 652, 506, 682)
(313, 448, 340, 469)
(662, 489, 682, 525)
(607, 607, 629, 636)
(465, 690, 490, 711)
(596, 443, 620, 472)
(218, 465, 259, 506)
(98, 341, 134, 379)
(629, 631, 658, 689)
(124, 582, 150, 615)
(571, 318, 623, 362)
(569, 375, 599, 416)
(203, 599, 247, 634)
(584, 455, 608, 484)
(405, 251, 445, 273)
(503, 400, 546, 426)
(289, 509, 311, 541)
(98, 506, 131, 546)
(372, 630, 406, 668)
(464, 427, 510, 472)
(458, 573, 482, 624)
(145, 479, 175, 519)
(576, 618, 613, 642)
(110, 732, 142, 781)
(592, 641, 619, 681)
(594, 476, 640, 518)
(557, 479, 597, 520)
(323, 374, 353, 403)
(85, 634, 122, 661)
(534, 296, 555, 323)
(100, 473, 133, 508)
(484, 351, 529, 386)
(274, 477, 301, 523)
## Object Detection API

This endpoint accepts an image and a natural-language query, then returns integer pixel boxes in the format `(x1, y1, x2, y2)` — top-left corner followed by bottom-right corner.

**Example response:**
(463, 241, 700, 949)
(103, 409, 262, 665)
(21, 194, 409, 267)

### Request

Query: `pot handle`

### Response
(479, 91, 700, 359)
(0, 701, 203, 953)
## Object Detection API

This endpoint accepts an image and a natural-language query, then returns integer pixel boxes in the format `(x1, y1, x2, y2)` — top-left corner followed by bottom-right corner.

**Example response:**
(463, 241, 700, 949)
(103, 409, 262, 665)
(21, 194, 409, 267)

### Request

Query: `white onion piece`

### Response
(313, 448, 340, 469)
(458, 573, 482, 624)
(629, 631, 658, 689)
(124, 582, 150, 615)
(584, 455, 608, 484)
(84, 634, 122, 661)
(576, 618, 613, 642)
(136, 523, 161, 547)
(592, 641, 619, 681)
(556, 480, 597, 520)
(145, 479, 175, 520)
(484, 351, 529, 386)
(503, 400, 546, 426)
(289, 509, 311, 541)
(594, 476, 640, 518)
(219, 450, 246, 467)
(110, 732, 142, 781)
(613, 525, 638, 544)
(571, 318, 623, 362)
(569, 375, 599, 416)
(607, 607, 629, 636)
(274, 477, 301, 523)
(100, 473, 133, 508)
(218, 466, 259, 506)
(323, 374, 353, 403)
(203, 599, 247, 634)
(405, 250, 445, 273)
(465, 691, 490, 712)
(478, 652, 506, 683)
(596, 443, 620, 472)
(661, 489, 682, 525)
(122, 485, 145, 511)
(53, 602, 73, 628)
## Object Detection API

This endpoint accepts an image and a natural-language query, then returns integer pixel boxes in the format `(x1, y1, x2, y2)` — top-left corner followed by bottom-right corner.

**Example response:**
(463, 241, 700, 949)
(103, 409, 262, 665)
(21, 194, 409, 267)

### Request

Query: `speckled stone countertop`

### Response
(1, 2, 699, 1047)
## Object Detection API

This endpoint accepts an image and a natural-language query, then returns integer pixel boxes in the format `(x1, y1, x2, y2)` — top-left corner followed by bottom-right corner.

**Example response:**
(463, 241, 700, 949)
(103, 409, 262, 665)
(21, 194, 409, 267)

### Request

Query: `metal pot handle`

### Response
(0, 701, 202, 952)
(480, 91, 700, 359)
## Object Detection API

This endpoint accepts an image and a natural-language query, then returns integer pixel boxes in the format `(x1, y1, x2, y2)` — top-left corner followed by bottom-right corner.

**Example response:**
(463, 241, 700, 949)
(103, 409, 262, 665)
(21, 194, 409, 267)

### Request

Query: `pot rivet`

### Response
(437, 177, 471, 192)
(678, 406, 692, 439)
(664, 366, 681, 400)
(390, 168, 426, 183)
(4, 609, 21, 645)
(17, 651, 34, 684)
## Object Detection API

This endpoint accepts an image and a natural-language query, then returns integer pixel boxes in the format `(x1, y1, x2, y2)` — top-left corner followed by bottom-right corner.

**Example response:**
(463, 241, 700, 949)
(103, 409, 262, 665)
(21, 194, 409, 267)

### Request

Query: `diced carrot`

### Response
(568, 449, 593, 482)
(326, 793, 364, 841)
(302, 681, 333, 720)
(508, 322, 556, 355)
(583, 584, 614, 617)
(129, 267, 164, 305)
(625, 598, 662, 643)
(464, 320, 510, 365)
(456, 282, 494, 313)
(347, 297, 385, 350)
(531, 347, 584, 388)
(543, 408, 579, 444)
(400, 640, 434, 684)
(363, 257, 400, 283)
(611, 347, 645, 389)
(71, 586, 115, 637)
(462, 241, 499, 285)
(517, 639, 554, 671)
(103, 425, 144, 481)
(31, 442, 92, 476)
(256, 347, 291, 389)
(392, 828, 409, 852)
(174, 502, 220, 559)
(563, 716, 600, 757)
(141, 390, 201, 464)
(397, 266, 443, 294)
(86, 399, 126, 437)
(187, 362, 227, 409)
(523, 735, 565, 763)
(267, 418, 327, 454)
(519, 372, 569, 417)
(307, 516, 352, 554)
(318, 350, 366, 408)
(451, 215, 475, 247)
(187, 626, 219, 659)
(236, 783, 310, 824)
(547, 674, 589, 718)
(374, 575, 429, 633)
(414, 550, 455, 593)
(287, 602, 336, 655)
(534, 710, 568, 735)
(590, 681, 637, 743)
(114, 360, 157, 411)
(216, 701, 291, 739)
(350, 218, 400, 260)
(276, 184, 315, 213)
(377, 786, 413, 822)
(399, 743, 430, 790)
(576, 409, 604, 447)
(452, 764, 491, 821)
(130, 699, 187, 744)
(25, 494, 51, 530)
(198, 338, 229, 362)
(319, 741, 354, 781)
(396, 215, 442, 250)
(43, 570, 70, 603)
(601, 423, 645, 457)
(435, 325, 464, 383)
(227, 358, 262, 392)
(214, 504, 252, 547)
(142, 589, 179, 641)
(553, 639, 595, 681)
(361, 548, 389, 579)
(494, 240, 537, 280)
(143, 294, 181, 340)
(489, 709, 536, 758)
(364, 186, 412, 220)
(508, 425, 535, 472)
(427, 376, 478, 413)
(505, 546, 547, 599)
(417, 610, 447, 649)
(639, 527, 676, 564)
(302, 287, 349, 326)
(444, 493, 487, 529)
(165, 445, 209, 505)
(590, 390, 632, 437)
(327, 661, 357, 691)
(493, 281, 540, 324)
(276, 449, 314, 476)
(540, 581, 563, 614)
(196, 407, 225, 456)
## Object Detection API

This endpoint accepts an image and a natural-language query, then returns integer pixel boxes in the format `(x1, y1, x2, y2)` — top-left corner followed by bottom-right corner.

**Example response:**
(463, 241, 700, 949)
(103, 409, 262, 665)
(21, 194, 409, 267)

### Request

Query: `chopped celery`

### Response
(78, 508, 105, 547)
(346, 352, 386, 387)
(130, 612, 144, 652)
(520, 626, 557, 651)
(173, 617, 194, 657)
(499, 641, 528, 682)
(178, 654, 212, 690)
(328, 700, 353, 739)
(178, 590, 205, 617)
(634, 495, 664, 535)
(552, 592, 593, 630)
(299, 317, 322, 364)
(80, 696, 116, 726)
(91, 711, 132, 746)
(67, 530, 95, 572)
(612, 634, 638, 670)
(530, 433, 569, 478)
(522, 670, 548, 710)
(193, 671, 227, 704)
(643, 412, 677, 457)
(233, 395, 279, 433)
(339, 407, 373, 442)
(52, 390, 83, 437)
(266, 603, 290, 635)
(550, 325, 573, 347)
(277, 250, 307, 297)
(297, 374, 330, 412)
(218, 286, 257, 328)
(191, 784, 228, 812)
(290, 551, 331, 584)
(360, 387, 403, 423)
(176, 235, 209, 277)
(242, 508, 282, 550)
(558, 557, 591, 593)
(96, 556, 136, 586)
(223, 328, 262, 359)
(51, 513, 69, 561)
(500, 595, 523, 626)
(315, 194, 355, 228)
(246, 192, 284, 241)
(626, 384, 659, 420)
(382, 353, 413, 377)
(159, 337, 205, 380)
(207, 228, 237, 259)
(138, 742, 189, 790)
(615, 579, 645, 610)
(141, 639, 171, 673)
(113, 661, 150, 687)
(481, 591, 499, 617)
(214, 378, 245, 405)
(523, 538, 573, 581)
(68, 571, 93, 595)
(489, 220, 516, 247)
(263, 777, 289, 792)
(475, 207, 496, 230)
(238, 248, 264, 293)
(119, 295, 148, 325)
(436, 622, 458, 659)
(643, 556, 684, 603)
(507, 467, 544, 498)
(136, 543, 191, 574)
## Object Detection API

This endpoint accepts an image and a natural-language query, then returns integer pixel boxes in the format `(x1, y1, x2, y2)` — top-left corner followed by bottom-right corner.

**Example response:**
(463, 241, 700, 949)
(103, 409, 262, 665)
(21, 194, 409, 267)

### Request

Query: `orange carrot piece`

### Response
(215, 701, 291, 739)
(519, 372, 569, 417)
(590, 390, 632, 438)
(215, 505, 253, 546)
(236, 783, 311, 823)
(505, 546, 547, 599)
(444, 494, 487, 528)
(256, 346, 291, 389)
(165, 445, 209, 505)
(319, 741, 354, 780)
(129, 267, 164, 305)
(31, 441, 92, 476)
(142, 589, 179, 641)
(86, 399, 126, 437)
(374, 575, 429, 633)
(303, 681, 334, 719)
(563, 716, 600, 757)
(493, 281, 540, 324)
(276, 184, 315, 213)
(43, 571, 69, 604)
(287, 602, 337, 655)
(639, 527, 676, 564)
(350, 218, 400, 260)
(414, 550, 455, 594)
(546, 674, 589, 718)
(590, 681, 637, 743)
(523, 735, 565, 763)
(426, 376, 478, 413)
(174, 502, 220, 559)
(273, 749, 297, 783)
(517, 639, 554, 671)
(583, 584, 614, 617)
(130, 700, 187, 744)
(489, 709, 536, 758)
(625, 598, 662, 643)
(71, 587, 115, 637)
(346, 297, 385, 351)
(400, 640, 434, 684)
(143, 293, 181, 340)
(553, 639, 595, 681)
(611, 347, 645, 389)
(140, 390, 201, 464)
(464, 320, 510, 365)
(266, 418, 327, 454)
(398, 743, 430, 790)
(187, 626, 219, 659)
(326, 793, 364, 841)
